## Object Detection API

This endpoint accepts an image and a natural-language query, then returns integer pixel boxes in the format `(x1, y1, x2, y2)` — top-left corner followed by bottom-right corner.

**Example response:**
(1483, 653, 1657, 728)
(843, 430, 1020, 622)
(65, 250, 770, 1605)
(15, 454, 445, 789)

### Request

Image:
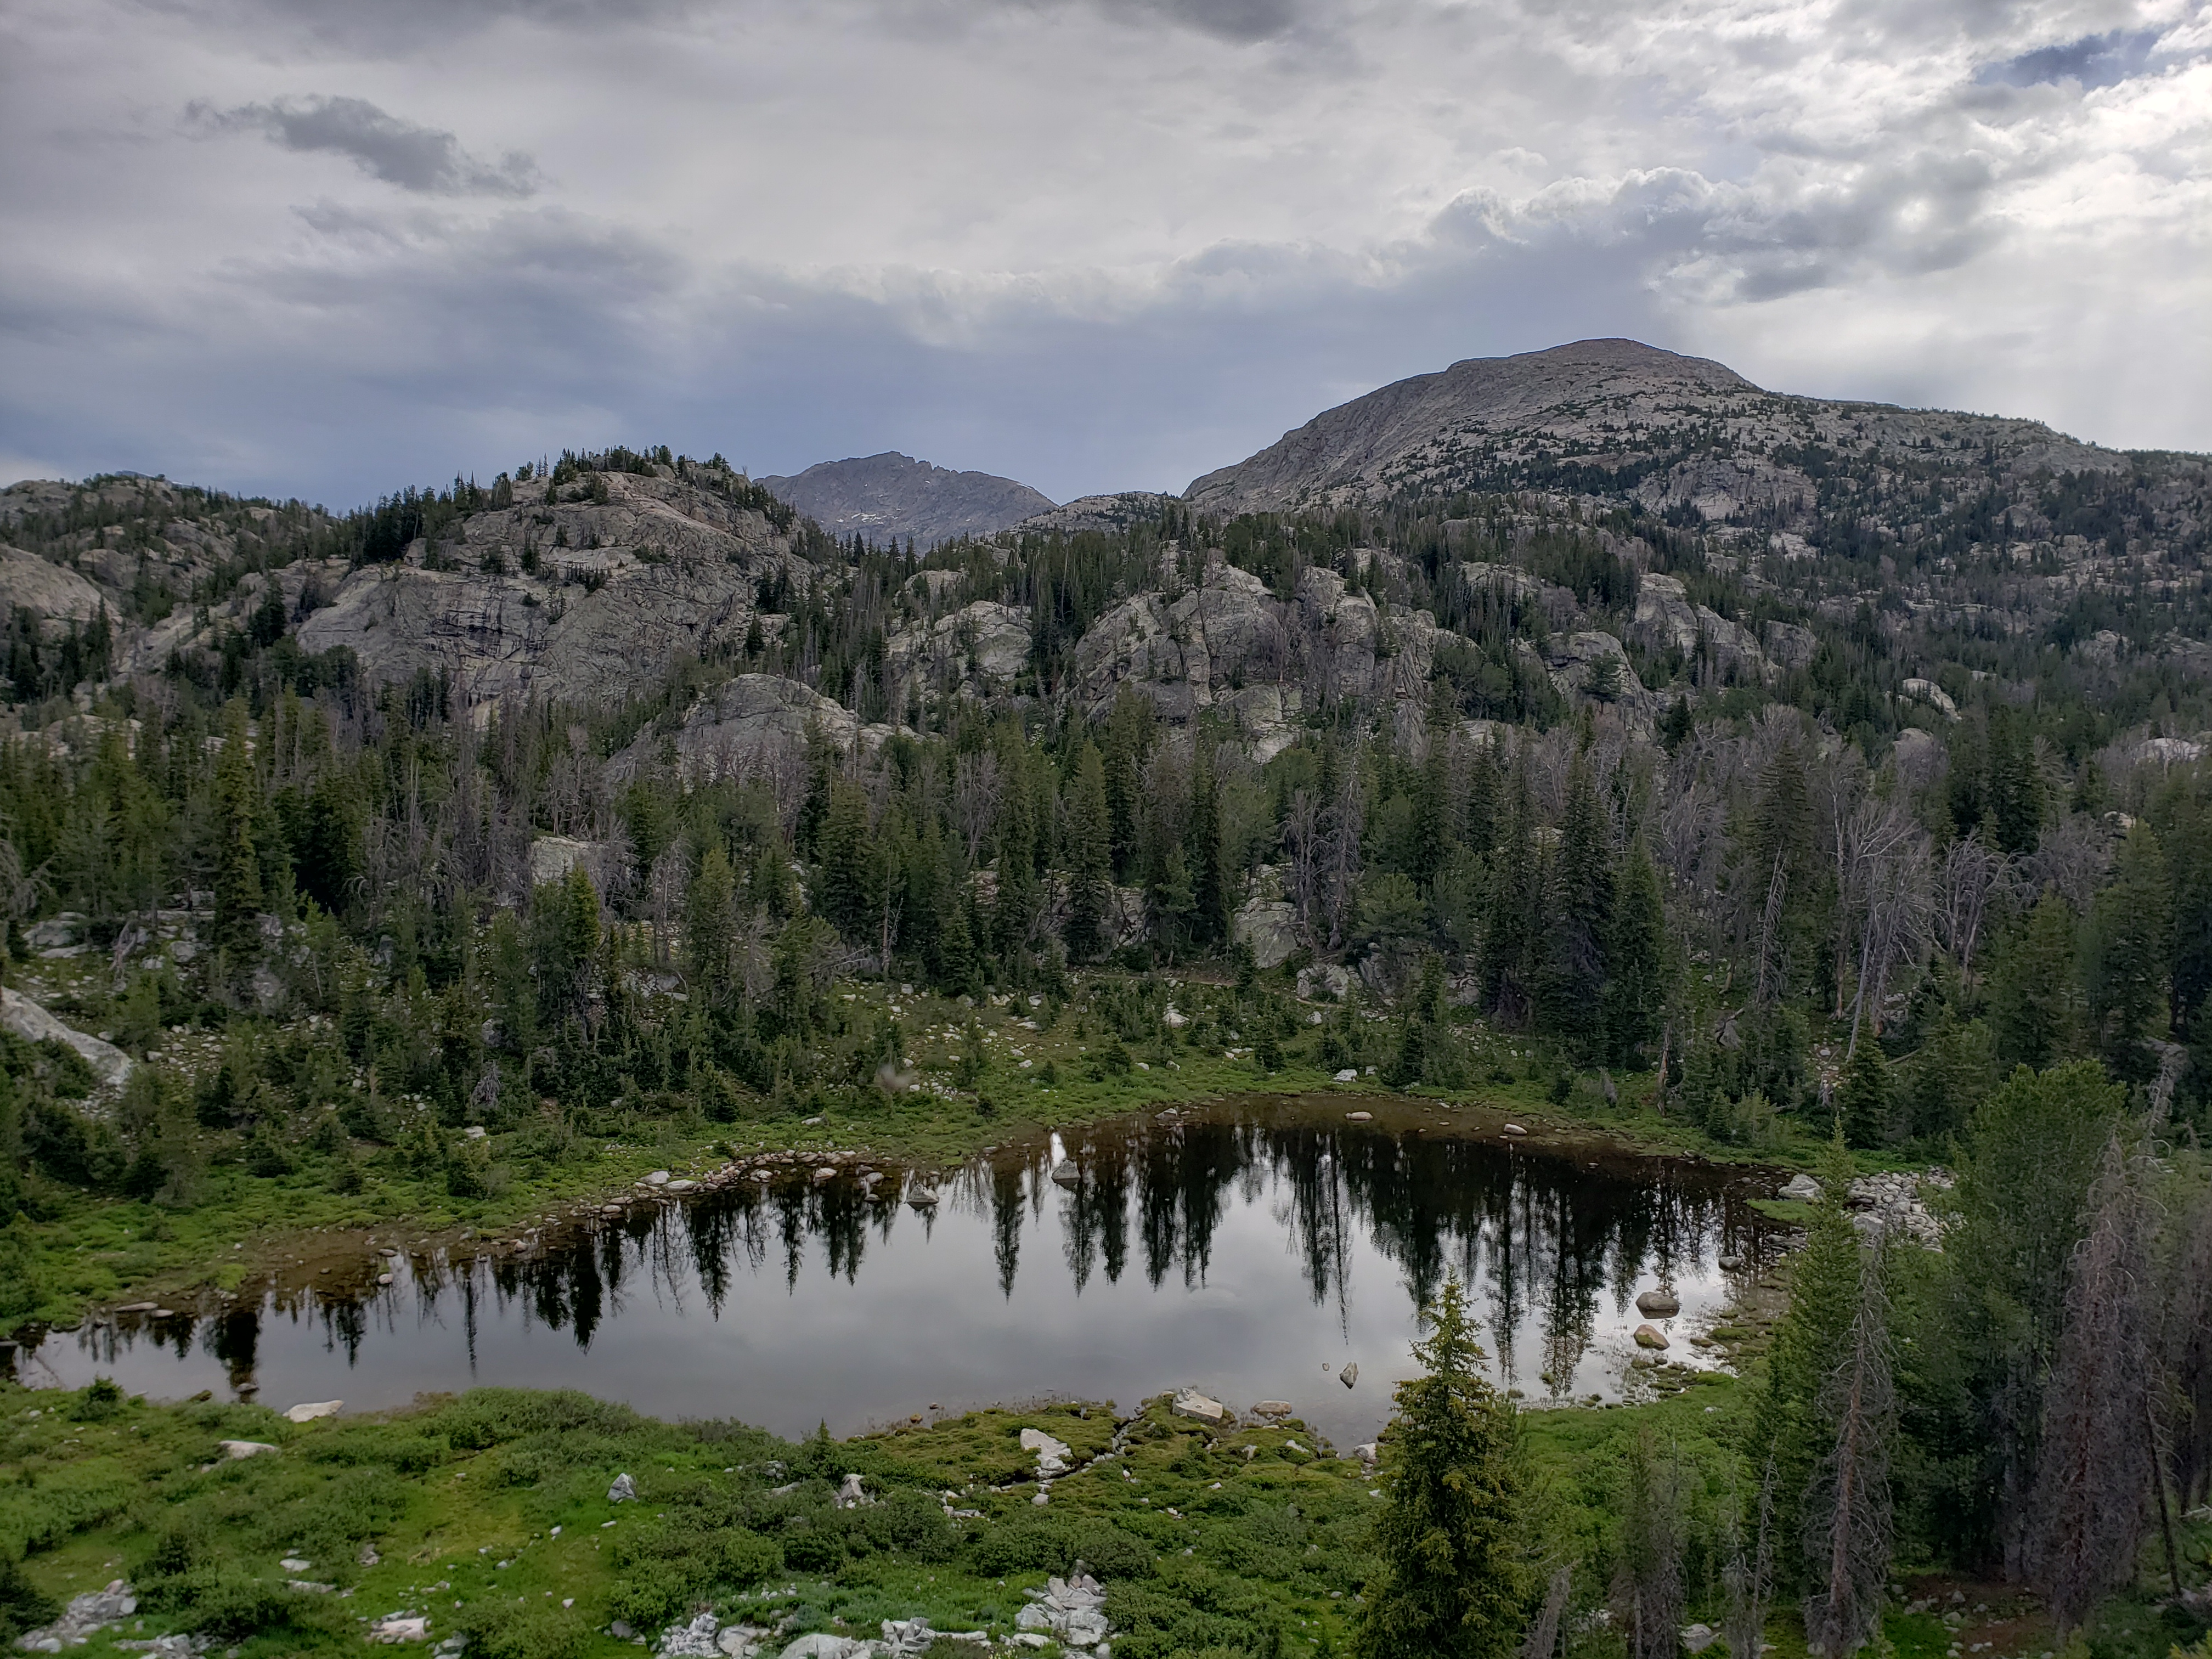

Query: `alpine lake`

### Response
(20, 1094, 1786, 1448)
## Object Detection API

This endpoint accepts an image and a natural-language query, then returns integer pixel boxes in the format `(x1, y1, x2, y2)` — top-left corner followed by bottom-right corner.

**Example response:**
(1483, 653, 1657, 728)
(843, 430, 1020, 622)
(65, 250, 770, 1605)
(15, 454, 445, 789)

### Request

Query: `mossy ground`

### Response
(4, 1372, 2197, 1659)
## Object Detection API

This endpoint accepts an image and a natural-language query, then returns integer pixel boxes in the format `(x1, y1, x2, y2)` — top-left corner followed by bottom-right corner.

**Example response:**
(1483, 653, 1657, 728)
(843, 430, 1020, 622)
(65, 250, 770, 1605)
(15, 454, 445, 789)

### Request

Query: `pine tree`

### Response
(210, 699, 263, 978)
(1603, 839, 1668, 1065)
(1802, 1243, 1896, 1658)
(1757, 1136, 1864, 1549)
(1837, 1039, 1894, 1149)
(1611, 1429, 1687, 1659)
(817, 782, 875, 942)
(1064, 743, 1111, 962)
(2082, 825, 2171, 1083)
(1188, 740, 1227, 945)
(686, 843, 736, 1005)
(1989, 891, 2080, 1071)
(1547, 752, 1613, 1042)
(1942, 1061, 2129, 1573)
(2027, 1128, 2160, 1634)
(1355, 1275, 1527, 1659)
(1986, 707, 2042, 856)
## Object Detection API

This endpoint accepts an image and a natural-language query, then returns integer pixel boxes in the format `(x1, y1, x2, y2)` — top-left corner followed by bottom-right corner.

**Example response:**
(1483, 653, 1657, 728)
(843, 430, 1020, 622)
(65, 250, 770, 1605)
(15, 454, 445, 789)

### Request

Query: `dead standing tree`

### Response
(1803, 1244, 1896, 1658)
(2028, 1128, 2164, 1631)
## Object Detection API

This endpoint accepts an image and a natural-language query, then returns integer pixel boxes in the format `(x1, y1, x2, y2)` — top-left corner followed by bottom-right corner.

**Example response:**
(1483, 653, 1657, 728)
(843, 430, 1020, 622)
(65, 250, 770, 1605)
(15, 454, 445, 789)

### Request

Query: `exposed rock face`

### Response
(0, 544, 110, 625)
(611, 673, 879, 777)
(1013, 492, 1177, 535)
(1, 986, 132, 1087)
(295, 470, 797, 706)
(884, 599, 1032, 714)
(1184, 337, 2120, 519)
(758, 453, 1055, 549)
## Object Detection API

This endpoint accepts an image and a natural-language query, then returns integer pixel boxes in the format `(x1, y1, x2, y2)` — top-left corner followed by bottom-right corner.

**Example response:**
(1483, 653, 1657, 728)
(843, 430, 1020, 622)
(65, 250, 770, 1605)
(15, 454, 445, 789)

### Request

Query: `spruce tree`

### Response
(2081, 825, 2171, 1083)
(1802, 1242, 1897, 1659)
(1989, 891, 2080, 1071)
(686, 844, 736, 1005)
(1188, 740, 1226, 945)
(1837, 1039, 1894, 1149)
(1602, 839, 1668, 1065)
(1356, 1275, 1527, 1659)
(1757, 1136, 1863, 1549)
(1064, 743, 1112, 962)
(210, 699, 263, 979)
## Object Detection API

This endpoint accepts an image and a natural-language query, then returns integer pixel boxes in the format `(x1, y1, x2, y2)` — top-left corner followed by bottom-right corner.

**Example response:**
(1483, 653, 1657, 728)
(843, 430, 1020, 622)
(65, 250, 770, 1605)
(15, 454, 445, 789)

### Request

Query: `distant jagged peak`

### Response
(757, 451, 1055, 549)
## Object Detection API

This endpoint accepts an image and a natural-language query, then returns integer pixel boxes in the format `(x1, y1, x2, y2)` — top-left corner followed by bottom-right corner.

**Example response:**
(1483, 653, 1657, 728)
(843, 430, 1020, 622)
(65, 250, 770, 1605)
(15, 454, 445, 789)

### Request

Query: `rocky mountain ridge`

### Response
(758, 452, 1054, 549)
(1, 341, 2208, 777)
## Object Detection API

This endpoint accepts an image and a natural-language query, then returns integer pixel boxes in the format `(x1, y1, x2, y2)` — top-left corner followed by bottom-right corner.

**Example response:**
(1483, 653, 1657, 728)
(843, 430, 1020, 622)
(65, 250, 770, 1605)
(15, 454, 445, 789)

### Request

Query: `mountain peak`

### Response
(758, 452, 1054, 548)
(1182, 337, 2098, 516)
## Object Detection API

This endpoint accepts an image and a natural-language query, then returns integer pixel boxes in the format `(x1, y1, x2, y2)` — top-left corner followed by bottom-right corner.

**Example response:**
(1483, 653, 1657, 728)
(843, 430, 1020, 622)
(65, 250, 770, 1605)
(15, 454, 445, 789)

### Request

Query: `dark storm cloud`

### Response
(190, 96, 541, 196)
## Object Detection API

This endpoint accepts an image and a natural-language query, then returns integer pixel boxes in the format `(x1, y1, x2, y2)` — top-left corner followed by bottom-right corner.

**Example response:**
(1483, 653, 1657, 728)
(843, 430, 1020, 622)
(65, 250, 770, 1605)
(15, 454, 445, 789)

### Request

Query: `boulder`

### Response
(1298, 963, 1357, 1002)
(1634, 1289, 1681, 1318)
(218, 1440, 278, 1459)
(0, 987, 132, 1088)
(529, 835, 604, 886)
(608, 1471, 638, 1503)
(1633, 1324, 1670, 1351)
(1019, 1427, 1073, 1475)
(1682, 1624, 1720, 1654)
(1232, 898, 1300, 969)
(1251, 1401, 1293, 1419)
(283, 1400, 342, 1423)
(1779, 1173, 1822, 1201)
(1339, 1363, 1359, 1389)
(778, 1638, 868, 1659)
(836, 1472, 871, 1508)
(1170, 1388, 1227, 1424)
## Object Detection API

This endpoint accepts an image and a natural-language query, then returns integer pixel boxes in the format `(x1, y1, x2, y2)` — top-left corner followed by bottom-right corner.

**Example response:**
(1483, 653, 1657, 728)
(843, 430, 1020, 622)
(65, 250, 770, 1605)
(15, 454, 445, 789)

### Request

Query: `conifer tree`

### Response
(686, 843, 736, 1005)
(2027, 1128, 2160, 1633)
(1802, 1243, 1896, 1658)
(2082, 825, 2171, 1083)
(1064, 743, 1111, 962)
(1837, 1039, 1894, 1149)
(1355, 1275, 1527, 1659)
(1602, 839, 1668, 1065)
(1611, 1429, 1687, 1659)
(817, 782, 874, 942)
(1548, 751, 1613, 1040)
(211, 699, 263, 978)
(1757, 1136, 1863, 1547)
(1188, 740, 1226, 945)
(1989, 891, 2080, 1071)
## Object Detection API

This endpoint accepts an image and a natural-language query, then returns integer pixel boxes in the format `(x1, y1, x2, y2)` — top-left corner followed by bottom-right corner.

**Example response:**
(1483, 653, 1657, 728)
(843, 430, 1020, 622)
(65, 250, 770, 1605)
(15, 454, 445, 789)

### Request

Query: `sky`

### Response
(1, 0, 2208, 510)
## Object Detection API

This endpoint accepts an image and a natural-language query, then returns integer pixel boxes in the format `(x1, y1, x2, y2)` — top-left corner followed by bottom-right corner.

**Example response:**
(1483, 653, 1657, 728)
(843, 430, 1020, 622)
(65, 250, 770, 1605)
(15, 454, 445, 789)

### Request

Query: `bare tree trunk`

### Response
(2027, 1128, 2158, 1636)
(1723, 1457, 1778, 1659)
(1519, 1566, 1571, 1659)
(1804, 1244, 1895, 1658)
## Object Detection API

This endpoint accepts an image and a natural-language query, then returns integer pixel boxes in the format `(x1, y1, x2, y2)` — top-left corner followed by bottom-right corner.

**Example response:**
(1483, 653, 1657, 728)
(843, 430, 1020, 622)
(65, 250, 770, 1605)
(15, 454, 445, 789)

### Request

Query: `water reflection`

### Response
(26, 1100, 1778, 1443)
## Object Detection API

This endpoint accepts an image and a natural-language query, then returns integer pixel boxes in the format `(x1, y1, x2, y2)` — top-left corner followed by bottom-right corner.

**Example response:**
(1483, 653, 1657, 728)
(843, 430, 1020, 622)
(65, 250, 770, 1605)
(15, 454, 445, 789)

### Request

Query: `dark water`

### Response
(21, 1098, 1781, 1448)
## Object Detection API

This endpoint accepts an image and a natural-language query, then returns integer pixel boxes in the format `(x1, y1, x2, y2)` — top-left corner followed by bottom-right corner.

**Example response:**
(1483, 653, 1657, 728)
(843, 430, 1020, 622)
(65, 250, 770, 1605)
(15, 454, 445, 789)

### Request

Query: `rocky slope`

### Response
(2, 341, 2208, 771)
(1184, 337, 2158, 526)
(758, 453, 1054, 549)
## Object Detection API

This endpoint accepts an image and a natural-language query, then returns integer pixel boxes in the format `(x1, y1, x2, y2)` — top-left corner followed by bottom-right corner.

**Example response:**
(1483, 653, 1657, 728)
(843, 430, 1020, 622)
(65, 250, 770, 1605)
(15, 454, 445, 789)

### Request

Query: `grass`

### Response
(3, 1370, 2198, 1659)
(11, 959, 1912, 1329)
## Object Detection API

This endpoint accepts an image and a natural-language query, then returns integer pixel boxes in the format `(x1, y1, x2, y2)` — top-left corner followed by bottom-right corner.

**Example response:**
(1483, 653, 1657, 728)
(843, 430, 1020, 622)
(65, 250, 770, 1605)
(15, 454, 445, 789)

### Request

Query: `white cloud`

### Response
(0, 0, 2204, 505)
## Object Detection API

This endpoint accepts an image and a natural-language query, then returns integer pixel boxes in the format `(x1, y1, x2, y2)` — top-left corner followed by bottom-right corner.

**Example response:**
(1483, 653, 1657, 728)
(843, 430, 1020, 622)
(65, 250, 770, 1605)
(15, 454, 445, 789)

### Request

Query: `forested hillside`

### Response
(3, 346, 2212, 1647)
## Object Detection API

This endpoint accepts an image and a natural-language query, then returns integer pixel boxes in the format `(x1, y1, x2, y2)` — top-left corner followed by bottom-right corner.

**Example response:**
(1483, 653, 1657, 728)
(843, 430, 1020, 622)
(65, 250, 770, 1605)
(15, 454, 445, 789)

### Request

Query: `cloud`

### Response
(3, 0, 2206, 510)
(1978, 28, 2164, 88)
(191, 95, 540, 195)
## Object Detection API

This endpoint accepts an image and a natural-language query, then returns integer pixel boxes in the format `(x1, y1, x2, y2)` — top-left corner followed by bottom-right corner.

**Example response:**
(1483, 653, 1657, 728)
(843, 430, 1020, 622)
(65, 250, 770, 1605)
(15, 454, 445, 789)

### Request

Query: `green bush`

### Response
(456, 1601, 591, 1659)
(0, 1554, 58, 1641)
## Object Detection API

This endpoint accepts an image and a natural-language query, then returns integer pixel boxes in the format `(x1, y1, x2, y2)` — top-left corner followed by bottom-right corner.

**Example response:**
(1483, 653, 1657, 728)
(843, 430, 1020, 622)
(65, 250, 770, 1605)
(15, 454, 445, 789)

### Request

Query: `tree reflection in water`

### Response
(52, 1101, 1771, 1418)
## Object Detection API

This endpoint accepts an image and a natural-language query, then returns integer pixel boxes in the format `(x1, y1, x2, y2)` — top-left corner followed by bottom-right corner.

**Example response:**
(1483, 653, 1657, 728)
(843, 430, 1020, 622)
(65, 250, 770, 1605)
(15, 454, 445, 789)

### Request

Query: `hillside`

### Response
(758, 451, 1055, 548)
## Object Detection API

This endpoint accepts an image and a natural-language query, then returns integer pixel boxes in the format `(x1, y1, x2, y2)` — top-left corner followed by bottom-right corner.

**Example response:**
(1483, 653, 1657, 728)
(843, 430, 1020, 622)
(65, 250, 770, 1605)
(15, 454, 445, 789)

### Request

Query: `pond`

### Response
(19, 1096, 1784, 1448)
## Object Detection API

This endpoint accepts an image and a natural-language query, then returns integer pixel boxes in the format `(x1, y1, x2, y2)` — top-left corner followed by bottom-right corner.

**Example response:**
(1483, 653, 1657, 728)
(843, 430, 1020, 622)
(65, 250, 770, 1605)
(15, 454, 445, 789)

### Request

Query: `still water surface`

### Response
(24, 1098, 1781, 1447)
